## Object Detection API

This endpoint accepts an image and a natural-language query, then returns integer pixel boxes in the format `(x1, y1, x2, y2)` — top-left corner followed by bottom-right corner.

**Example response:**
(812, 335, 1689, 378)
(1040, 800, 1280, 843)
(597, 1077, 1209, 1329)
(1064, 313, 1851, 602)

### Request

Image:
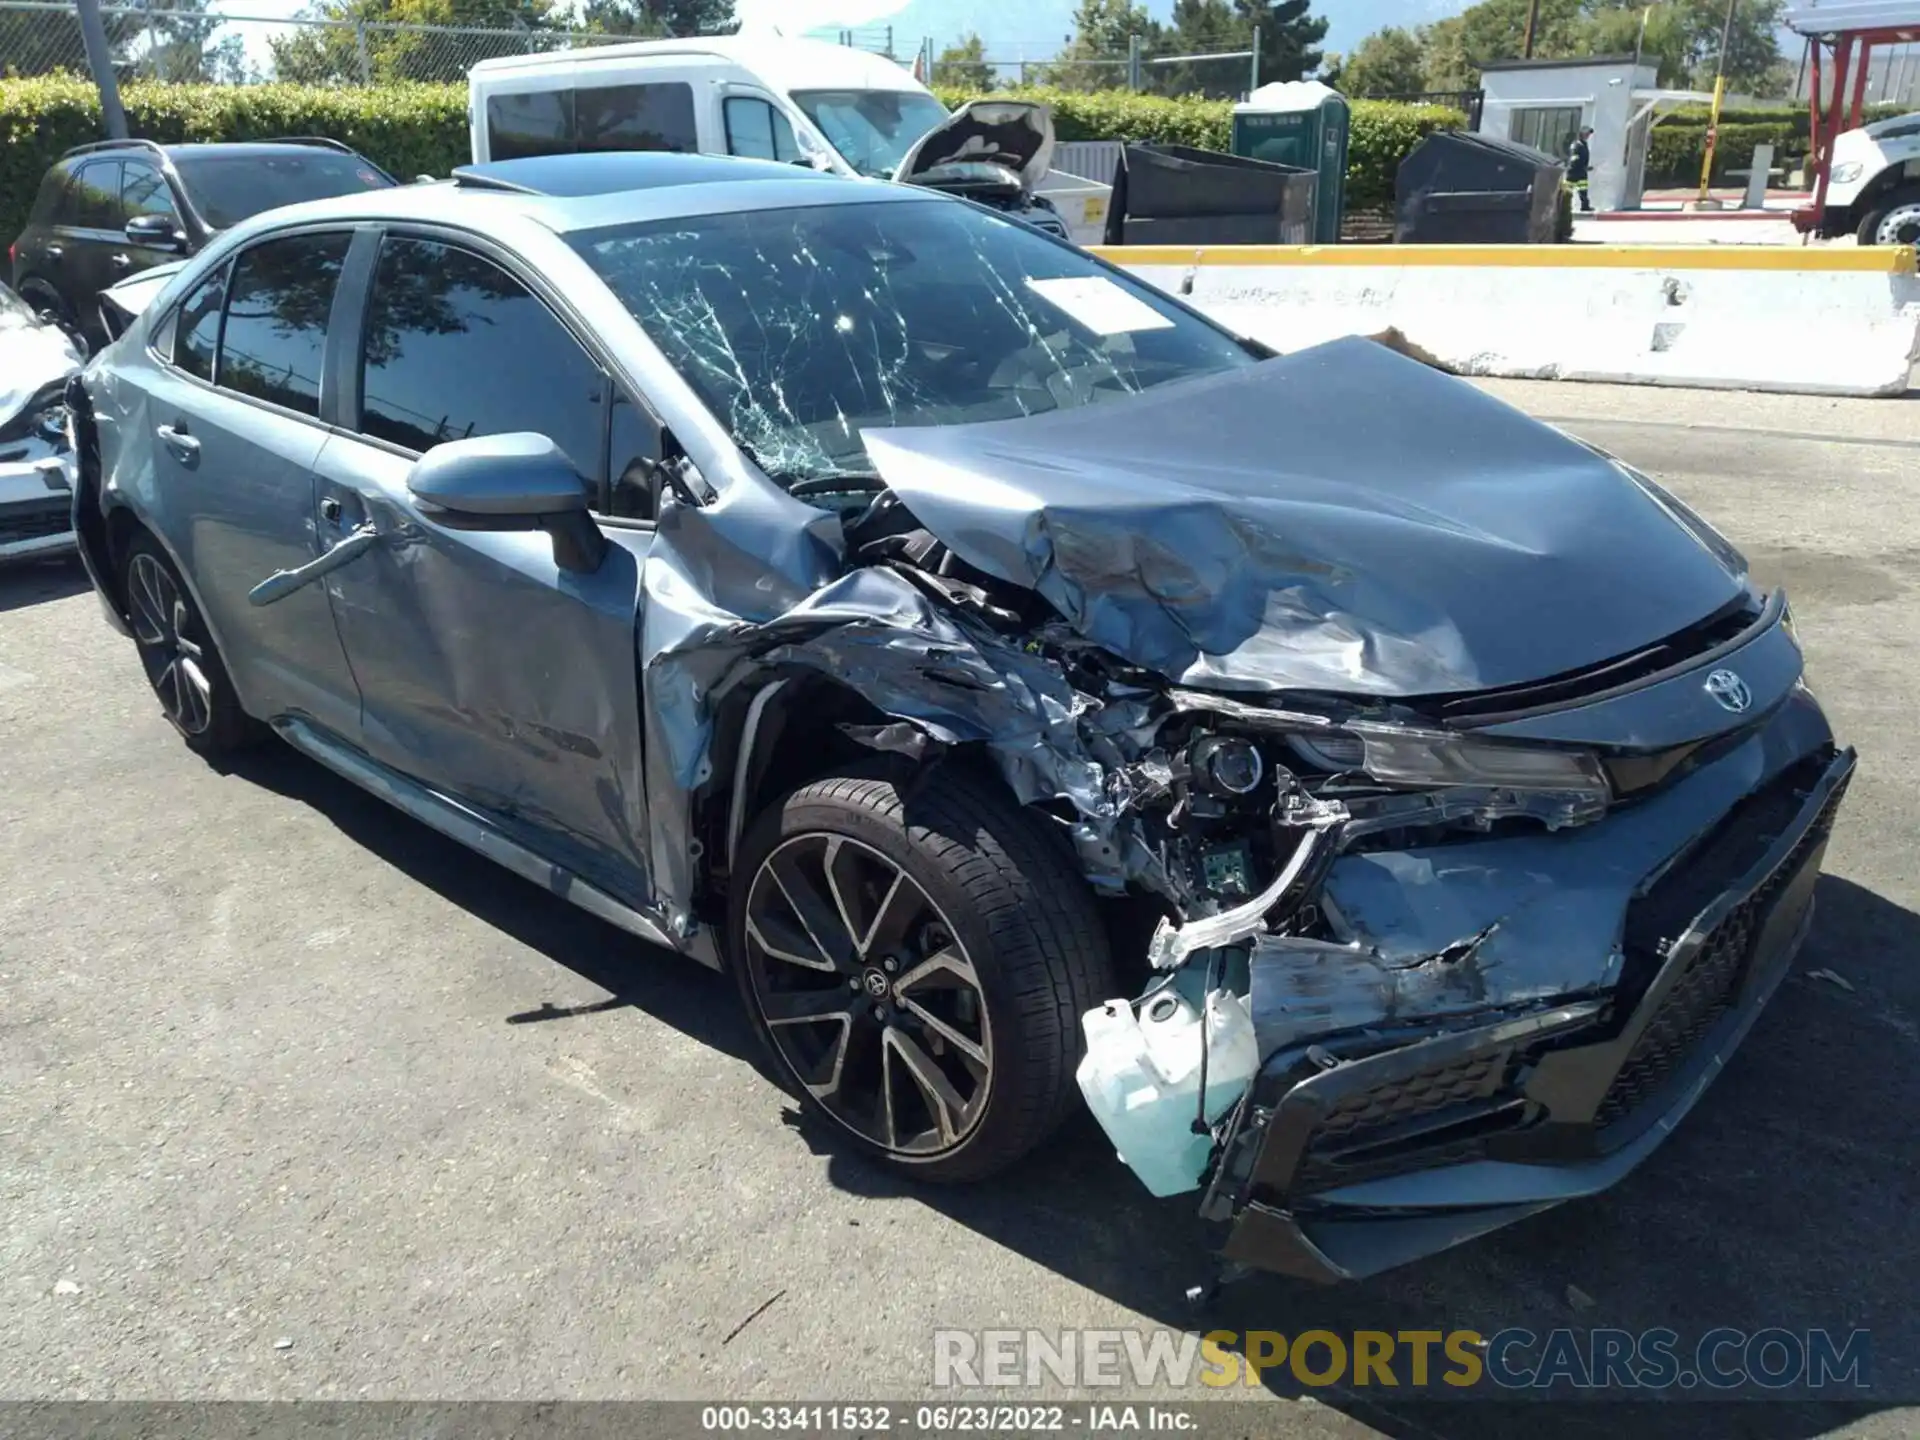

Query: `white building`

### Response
(1478, 56, 1661, 212)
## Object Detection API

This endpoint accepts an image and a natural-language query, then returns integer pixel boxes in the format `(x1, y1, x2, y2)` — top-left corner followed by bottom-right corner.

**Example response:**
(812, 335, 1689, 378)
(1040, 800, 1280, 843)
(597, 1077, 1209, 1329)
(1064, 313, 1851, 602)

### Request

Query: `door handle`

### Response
(110, 253, 132, 271)
(44, 245, 63, 262)
(248, 522, 381, 607)
(320, 496, 342, 524)
(155, 423, 199, 465)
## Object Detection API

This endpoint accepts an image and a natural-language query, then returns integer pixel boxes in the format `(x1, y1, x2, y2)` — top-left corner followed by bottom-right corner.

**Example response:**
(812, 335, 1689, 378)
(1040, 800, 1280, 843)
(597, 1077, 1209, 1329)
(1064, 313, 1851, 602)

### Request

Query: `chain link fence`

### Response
(929, 43, 1259, 101)
(0, 2, 631, 86)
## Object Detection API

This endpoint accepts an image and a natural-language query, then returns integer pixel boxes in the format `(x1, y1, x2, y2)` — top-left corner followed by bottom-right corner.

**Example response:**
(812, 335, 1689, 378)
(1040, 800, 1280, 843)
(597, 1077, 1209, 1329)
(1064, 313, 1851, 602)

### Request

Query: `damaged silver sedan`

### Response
(69, 155, 1853, 1283)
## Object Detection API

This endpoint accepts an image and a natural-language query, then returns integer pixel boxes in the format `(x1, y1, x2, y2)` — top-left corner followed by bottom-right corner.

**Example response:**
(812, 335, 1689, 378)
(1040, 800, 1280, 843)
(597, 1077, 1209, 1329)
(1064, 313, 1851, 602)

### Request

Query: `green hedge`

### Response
(2, 73, 1460, 245)
(1653, 101, 1904, 134)
(934, 84, 1464, 212)
(1, 74, 468, 242)
(1640, 103, 1906, 186)
(1647, 121, 1802, 187)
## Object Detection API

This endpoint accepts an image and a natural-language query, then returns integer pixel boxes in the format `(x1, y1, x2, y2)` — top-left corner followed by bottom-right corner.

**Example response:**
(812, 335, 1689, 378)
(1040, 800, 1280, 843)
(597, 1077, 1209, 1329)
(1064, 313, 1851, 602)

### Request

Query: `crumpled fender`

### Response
(636, 476, 1171, 944)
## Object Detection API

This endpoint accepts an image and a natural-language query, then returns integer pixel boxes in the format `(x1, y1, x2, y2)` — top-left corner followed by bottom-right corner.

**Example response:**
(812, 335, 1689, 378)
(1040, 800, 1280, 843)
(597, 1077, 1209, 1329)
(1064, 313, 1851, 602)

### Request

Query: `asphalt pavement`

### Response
(2, 379, 1917, 1437)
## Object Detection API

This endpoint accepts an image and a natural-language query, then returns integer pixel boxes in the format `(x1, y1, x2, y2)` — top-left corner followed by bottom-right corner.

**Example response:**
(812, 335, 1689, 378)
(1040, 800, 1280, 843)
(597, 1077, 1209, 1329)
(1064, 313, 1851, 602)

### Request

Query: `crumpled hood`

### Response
(861, 337, 1749, 698)
(0, 316, 82, 426)
(98, 259, 190, 341)
(893, 100, 1054, 190)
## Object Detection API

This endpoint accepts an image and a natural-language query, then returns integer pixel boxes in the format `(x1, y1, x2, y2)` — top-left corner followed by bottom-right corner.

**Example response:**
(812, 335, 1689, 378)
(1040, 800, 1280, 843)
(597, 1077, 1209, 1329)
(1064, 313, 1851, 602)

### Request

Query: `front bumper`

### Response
(0, 450, 75, 563)
(1210, 739, 1855, 1283)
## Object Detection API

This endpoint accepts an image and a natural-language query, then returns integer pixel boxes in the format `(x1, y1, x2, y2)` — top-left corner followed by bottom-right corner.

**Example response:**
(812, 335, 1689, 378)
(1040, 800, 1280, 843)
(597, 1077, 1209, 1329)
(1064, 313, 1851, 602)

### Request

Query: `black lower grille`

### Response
(1316, 1051, 1508, 1141)
(0, 498, 71, 546)
(1293, 1049, 1518, 1189)
(1597, 775, 1847, 1127)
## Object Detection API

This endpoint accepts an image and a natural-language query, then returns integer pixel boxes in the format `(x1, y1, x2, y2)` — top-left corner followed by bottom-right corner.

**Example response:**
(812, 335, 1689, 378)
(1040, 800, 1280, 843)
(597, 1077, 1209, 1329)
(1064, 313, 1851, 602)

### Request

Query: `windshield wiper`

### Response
(787, 471, 889, 498)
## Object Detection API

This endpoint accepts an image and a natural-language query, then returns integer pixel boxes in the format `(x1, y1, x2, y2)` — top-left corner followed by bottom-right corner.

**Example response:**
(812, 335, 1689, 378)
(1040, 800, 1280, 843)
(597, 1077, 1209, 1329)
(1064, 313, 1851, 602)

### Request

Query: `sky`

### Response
(213, 0, 1468, 78)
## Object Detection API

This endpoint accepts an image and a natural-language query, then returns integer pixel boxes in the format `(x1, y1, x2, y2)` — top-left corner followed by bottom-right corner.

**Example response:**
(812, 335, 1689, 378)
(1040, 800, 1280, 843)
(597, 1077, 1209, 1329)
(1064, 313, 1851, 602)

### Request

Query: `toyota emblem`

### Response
(1705, 669, 1752, 714)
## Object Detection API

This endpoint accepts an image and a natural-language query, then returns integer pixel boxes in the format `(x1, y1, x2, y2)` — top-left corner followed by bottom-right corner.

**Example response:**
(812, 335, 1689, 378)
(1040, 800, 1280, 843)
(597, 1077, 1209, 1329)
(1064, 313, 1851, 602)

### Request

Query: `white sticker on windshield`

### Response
(1025, 276, 1175, 336)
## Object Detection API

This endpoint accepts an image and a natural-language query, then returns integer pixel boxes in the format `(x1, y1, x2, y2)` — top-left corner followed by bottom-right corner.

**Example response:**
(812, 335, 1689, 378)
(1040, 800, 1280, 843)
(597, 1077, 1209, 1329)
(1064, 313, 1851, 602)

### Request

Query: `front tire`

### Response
(121, 530, 257, 756)
(1856, 184, 1920, 247)
(730, 765, 1114, 1182)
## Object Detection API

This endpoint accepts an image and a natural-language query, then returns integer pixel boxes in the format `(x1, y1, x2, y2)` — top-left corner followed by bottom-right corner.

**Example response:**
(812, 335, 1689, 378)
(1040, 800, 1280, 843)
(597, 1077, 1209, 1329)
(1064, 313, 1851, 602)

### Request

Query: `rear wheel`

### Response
(1857, 184, 1920, 247)
(121, 531, 258, 756)
(730, 766, 1113, 1182)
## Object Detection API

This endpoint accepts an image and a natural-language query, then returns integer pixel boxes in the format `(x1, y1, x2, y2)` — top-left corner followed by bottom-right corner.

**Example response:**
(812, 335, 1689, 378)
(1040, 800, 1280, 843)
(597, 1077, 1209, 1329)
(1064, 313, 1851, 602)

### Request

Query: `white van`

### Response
(467, 35, 1107, 243)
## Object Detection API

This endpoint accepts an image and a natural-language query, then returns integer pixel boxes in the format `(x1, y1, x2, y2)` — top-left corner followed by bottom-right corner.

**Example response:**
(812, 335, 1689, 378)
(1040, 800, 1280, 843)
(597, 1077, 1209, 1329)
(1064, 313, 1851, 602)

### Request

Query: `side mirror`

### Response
(124, 214, 184, 253)
(408, 432, 606, 573)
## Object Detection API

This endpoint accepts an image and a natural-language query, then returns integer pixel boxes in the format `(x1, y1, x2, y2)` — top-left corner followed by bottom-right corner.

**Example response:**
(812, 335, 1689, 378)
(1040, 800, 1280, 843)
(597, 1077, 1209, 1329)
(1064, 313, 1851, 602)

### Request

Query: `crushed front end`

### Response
(1064, 598, 1852, 1282)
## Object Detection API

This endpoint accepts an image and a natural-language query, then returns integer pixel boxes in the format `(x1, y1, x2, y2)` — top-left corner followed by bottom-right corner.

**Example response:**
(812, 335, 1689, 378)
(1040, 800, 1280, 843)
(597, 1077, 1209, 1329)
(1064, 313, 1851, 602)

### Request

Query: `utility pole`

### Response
(1522, 0, 1541, 59)
(75, 0, 127, 140)
(1694, 0, 1739, 208)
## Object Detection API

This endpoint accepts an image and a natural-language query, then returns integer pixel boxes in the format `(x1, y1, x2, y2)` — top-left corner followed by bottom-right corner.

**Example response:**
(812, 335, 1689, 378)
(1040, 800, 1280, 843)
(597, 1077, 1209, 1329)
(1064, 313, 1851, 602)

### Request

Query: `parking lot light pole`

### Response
(75, 0, 127, 140)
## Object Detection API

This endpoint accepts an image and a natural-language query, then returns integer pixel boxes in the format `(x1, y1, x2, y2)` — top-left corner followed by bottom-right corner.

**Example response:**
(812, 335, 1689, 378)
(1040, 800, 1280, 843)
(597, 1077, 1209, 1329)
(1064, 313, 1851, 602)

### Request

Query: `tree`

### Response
(271, 0, 565, 83)
(1044, 0, 1160, 90)
(1233, 0, 1327, 84)
(1419, 0, 1586, 89)
(583, 0, 736, 36)
(1583, 0, 1785, 93)
(934, 32, 995, 91)
(1151, 0, 1249, 98)
(1338, 25, 1426, 96)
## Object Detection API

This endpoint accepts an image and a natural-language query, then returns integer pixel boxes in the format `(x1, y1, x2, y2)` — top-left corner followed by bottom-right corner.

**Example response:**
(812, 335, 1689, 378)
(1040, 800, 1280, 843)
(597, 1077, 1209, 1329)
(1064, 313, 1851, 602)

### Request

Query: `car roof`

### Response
(470, 33, 930, 98)
(234, 154, 921, 237)
(452, 151, 831, 197)
(60, 138, 378, 167)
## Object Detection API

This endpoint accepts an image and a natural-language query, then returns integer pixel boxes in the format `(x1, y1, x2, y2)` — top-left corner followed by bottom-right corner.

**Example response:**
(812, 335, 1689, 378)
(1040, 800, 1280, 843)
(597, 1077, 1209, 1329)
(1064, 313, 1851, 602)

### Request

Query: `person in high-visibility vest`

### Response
(1567, 126, 1594, 213)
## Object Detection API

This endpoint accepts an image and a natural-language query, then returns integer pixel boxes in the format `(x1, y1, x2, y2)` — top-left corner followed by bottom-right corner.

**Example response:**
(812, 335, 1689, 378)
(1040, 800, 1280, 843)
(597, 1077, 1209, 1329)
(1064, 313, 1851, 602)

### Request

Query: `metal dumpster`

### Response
(1101, 143, 1316, 246)
(1395, 130, 1567, 244)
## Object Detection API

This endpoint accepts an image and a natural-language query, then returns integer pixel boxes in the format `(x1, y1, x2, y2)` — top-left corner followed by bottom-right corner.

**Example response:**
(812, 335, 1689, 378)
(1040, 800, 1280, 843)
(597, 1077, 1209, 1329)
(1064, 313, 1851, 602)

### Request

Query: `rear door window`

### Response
(575, 82, 697, 153)
(216, 232, 352, 417)
(724, 97, 800, 164)
(356, 235, 608, 492)
(69, 161, 123, 229)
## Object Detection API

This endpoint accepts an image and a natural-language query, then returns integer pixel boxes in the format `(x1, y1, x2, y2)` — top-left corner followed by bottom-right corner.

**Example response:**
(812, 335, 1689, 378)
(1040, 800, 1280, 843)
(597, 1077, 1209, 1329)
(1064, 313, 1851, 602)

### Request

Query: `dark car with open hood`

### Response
(67, 153, 1852, 1285)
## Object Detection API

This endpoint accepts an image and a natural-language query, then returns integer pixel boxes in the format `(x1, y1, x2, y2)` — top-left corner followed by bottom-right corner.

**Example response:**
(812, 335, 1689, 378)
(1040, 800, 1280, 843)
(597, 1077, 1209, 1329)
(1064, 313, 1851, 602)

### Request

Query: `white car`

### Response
(0, 282, 79, 563)
(467, 35, 1089, 242)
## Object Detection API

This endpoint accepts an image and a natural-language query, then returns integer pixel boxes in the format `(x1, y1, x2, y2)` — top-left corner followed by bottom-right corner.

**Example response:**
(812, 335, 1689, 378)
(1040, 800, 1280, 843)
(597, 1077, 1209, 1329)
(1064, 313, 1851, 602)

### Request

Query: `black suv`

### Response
(9, 137, 394, 348)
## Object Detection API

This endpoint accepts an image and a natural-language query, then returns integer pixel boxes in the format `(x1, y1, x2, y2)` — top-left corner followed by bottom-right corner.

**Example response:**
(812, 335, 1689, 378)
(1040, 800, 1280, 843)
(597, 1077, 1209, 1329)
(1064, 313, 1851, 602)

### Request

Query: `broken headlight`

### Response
(1188, 734, 1264, 796)
(0, 381, 69, 451)
(1296, 724, 1611, 798)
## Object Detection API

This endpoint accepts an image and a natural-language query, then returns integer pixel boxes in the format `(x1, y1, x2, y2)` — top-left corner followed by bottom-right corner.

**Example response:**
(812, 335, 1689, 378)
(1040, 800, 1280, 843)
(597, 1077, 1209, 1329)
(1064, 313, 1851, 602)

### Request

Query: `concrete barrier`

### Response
(1094, 243, 1920, 397)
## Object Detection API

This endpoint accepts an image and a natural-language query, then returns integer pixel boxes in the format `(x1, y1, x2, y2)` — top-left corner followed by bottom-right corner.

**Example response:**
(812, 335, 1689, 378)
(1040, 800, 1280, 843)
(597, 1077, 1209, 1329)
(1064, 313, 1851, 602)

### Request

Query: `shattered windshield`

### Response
(570, 198, 1255, 488)
(791, 90, 952, 178)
